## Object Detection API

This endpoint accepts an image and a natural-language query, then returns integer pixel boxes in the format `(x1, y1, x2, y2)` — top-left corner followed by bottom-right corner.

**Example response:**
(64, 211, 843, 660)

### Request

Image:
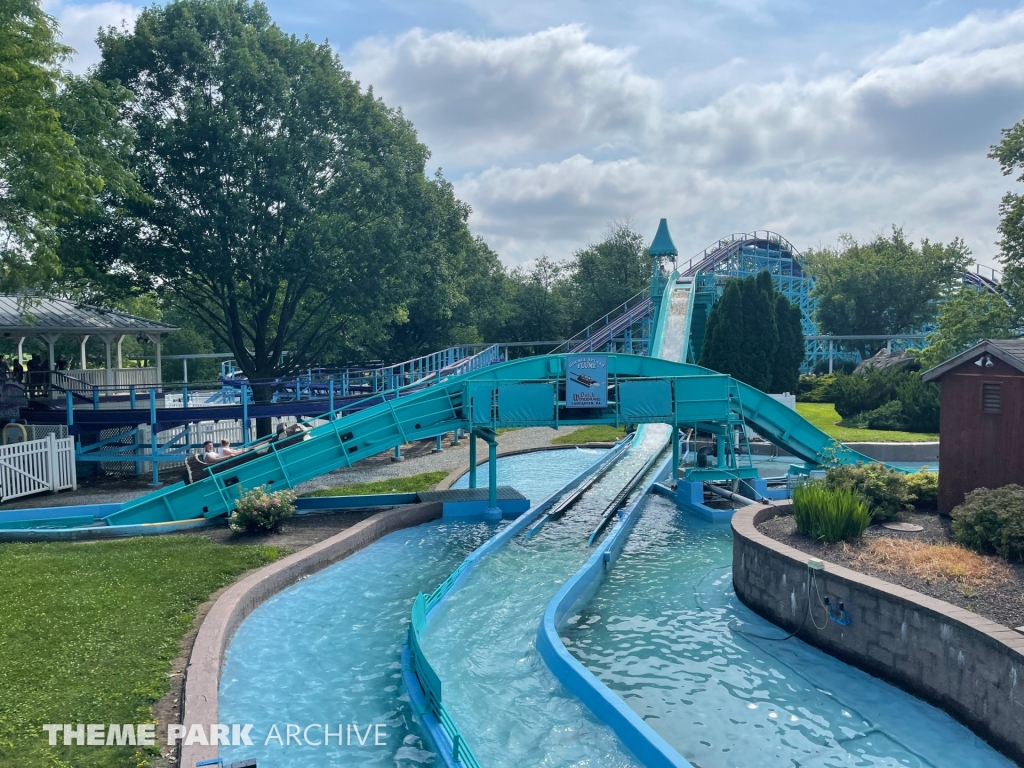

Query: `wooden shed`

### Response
(922, 339, 1024, 513)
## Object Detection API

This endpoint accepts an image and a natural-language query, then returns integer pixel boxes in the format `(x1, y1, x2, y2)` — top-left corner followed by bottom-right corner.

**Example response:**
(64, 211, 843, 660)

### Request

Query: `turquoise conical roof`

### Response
(648, 218, 677, 257)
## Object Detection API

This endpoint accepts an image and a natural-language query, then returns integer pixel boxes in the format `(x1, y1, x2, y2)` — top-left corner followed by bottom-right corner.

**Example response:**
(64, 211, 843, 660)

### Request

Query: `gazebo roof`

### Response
(0, 296, 178, 336)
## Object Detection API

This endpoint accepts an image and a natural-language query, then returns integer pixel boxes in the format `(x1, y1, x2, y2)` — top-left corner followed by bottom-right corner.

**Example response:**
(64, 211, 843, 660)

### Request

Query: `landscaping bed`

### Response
(757, 510, 1024, 630)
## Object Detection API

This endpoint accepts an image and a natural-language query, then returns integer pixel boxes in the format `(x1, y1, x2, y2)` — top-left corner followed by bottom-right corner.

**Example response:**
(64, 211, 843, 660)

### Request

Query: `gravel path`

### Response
(292, 426, 580, 494)
(758, 512, 1024, 630)
(0, 426, 583, 510)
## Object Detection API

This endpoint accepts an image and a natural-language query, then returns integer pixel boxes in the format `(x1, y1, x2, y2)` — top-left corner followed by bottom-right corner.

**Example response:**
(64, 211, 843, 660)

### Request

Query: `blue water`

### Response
(219, 519, 499, 767)
(217, 448, 605, 767)
(564, 495, 1013, 768)
(450, 447, 609, 497)
(422, 426, 670, 768)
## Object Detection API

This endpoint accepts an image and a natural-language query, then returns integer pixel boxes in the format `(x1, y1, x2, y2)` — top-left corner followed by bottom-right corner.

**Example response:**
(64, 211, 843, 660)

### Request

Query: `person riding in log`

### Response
(201, 441, 221, 463)
(217, 438, 241, 458)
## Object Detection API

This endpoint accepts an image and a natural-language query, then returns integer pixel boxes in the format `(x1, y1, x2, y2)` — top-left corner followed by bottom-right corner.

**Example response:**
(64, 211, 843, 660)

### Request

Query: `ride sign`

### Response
(566, 355, 608, 408)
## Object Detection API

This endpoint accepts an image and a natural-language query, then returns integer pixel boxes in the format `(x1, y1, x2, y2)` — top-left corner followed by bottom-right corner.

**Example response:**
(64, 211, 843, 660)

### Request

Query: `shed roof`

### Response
(0, 296, 178, 336)
(921, 339, 1024, 382)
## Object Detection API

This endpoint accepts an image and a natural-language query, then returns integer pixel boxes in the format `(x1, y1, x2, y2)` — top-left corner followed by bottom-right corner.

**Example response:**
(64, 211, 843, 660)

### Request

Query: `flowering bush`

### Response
(229, 485, 296, 533)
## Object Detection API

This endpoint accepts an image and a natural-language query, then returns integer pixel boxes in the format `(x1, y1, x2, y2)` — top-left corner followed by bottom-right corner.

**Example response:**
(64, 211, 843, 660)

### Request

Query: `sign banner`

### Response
(566, 355, 608, 408)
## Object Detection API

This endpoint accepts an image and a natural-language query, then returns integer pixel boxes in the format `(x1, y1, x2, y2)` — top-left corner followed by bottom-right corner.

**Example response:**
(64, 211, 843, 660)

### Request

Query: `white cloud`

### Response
(349, 25, 660, 164)
(359, 9, 1020, 266)
(45, 1, 141, 73)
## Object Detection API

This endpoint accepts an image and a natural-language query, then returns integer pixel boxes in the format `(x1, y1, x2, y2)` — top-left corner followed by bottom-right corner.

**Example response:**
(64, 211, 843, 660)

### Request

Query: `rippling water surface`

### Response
(422, 428, 668, 768)
(564, 495, 1014, 768)
(218, 448, 608, 767)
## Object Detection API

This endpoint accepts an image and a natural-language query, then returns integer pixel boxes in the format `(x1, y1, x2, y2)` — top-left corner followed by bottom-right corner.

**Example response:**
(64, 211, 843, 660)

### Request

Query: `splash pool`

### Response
(563, 495, 1013, 768)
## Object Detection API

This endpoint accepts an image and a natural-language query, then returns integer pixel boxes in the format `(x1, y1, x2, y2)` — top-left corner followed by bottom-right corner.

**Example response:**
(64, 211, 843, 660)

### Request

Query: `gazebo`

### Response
(0, 296, 178, 388)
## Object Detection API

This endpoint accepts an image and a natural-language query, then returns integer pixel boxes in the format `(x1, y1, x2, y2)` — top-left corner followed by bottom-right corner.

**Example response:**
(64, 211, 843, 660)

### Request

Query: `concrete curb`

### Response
(178, 502, 442, 768)
(732, 502, 1024, 765)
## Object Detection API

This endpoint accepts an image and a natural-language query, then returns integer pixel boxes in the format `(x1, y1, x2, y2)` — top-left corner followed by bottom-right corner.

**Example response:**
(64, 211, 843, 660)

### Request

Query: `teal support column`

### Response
(433, 434, 444, 453)
(241, 384, 249, 446)
(148, 387, 161, 487)
(469, 435, 477, 488)
(392, 444, 404, 462)
(716, 431, 726, 468)
(484, 438, 500, 521)
(672, 427, 680, 480)
(451, 429, 461, 446)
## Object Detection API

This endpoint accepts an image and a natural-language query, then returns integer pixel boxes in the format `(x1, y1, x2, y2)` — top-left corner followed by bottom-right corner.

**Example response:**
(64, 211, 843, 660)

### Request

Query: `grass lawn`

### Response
(796, 403, 939, 443)
(300, 470, 447, 498)
(551, 425, 627, 445)
(0, 536, 283, 767)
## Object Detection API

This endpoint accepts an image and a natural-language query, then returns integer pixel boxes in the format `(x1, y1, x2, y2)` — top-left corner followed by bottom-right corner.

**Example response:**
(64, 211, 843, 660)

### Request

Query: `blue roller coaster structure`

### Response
(563, 229, 1008, 372)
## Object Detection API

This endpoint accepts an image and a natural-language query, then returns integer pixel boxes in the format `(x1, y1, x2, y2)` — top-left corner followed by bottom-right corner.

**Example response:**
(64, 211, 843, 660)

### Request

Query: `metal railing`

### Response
(552, 289, 653, 355)
(678, 231, 801, 277)
(407, 567, 482, 768)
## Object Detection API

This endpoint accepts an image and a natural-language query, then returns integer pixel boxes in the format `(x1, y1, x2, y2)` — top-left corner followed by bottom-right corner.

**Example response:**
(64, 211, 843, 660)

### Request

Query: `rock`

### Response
(854, 348, 919, 374)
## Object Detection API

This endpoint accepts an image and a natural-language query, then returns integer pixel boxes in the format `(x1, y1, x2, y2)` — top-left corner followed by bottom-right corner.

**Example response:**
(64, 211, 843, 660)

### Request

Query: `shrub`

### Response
(951, 485, 1024, 562)
(895, 374, 940, 433)
(797, 374, 837, 403)
(831, 369, 939, 433)
(832, 369, 901, 419)
(906, 470, 938, 510)
(824, 463, 914, 522)
(865, 400, 908, 430)
(792, 482, 872, 542)
(230, 485, 296, 533)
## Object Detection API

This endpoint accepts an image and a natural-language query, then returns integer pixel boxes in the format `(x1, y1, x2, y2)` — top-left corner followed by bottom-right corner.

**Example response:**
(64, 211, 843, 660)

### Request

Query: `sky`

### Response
(47, 0, 1024, 270)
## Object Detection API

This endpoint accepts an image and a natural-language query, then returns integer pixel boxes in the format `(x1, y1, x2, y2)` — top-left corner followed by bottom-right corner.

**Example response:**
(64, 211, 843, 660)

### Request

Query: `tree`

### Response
(568, 222, 648, 328)
(95, 0, 476, 432)
(991, 119, 1024, 317)
(771, 295, 804, 393)
(699, 279, 746, 380)
(0, 0, 137, 291)
(804, 227, 972, 357)
(699, 272, 804, 392)
(739, 276, 774, 391)
(916, 286, 1016, 369)
(504, 256, 571, 345)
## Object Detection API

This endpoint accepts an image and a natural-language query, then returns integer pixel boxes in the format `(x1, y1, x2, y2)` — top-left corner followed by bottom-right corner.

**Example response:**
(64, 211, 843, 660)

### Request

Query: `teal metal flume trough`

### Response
(69, 353, 872, 528)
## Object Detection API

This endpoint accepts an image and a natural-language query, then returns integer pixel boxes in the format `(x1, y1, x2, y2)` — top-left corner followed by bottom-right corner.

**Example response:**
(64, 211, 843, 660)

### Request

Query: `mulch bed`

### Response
(757, 511, 1024, 630)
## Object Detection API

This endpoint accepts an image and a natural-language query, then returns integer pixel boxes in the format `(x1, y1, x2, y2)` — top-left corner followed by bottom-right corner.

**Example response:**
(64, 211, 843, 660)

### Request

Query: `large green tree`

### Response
(991, 118, 1024, 316)
(916, 286, 1016, 369)
(568, 222, 648, 328)
(94, 0, 477, 405)
(0, 0, 137, 291)
(503, 255, 571, 345)
(804, 227, 972, 357)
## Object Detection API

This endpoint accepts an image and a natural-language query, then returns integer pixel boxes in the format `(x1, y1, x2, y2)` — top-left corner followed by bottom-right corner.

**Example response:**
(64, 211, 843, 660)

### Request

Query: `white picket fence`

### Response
(0, 434, 77, 502)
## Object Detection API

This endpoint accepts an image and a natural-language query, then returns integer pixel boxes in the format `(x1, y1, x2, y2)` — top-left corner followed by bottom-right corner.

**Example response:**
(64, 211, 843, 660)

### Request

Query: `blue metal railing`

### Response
(407, 573, 483, 768)
(553, 289, 653, 356)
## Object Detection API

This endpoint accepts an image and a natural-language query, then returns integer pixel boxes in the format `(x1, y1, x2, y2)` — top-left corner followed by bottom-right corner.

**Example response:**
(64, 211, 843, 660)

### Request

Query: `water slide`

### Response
(8, 268, 882, 531)
(405, 276, 692, 767)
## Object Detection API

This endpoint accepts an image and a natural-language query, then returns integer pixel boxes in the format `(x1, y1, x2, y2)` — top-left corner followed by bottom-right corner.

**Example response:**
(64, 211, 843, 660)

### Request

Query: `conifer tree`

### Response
(698, 271, 804, 392)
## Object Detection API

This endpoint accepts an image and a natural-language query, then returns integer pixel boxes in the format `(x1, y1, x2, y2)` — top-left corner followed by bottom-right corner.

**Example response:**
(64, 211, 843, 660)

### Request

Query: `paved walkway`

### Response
(0, 427, 582, 510)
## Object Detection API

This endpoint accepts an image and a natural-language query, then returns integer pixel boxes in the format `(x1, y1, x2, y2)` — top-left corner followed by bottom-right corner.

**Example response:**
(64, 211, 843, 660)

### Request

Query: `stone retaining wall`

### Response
(732, 502, 1024, 765)
(179, 502, 442, 767)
